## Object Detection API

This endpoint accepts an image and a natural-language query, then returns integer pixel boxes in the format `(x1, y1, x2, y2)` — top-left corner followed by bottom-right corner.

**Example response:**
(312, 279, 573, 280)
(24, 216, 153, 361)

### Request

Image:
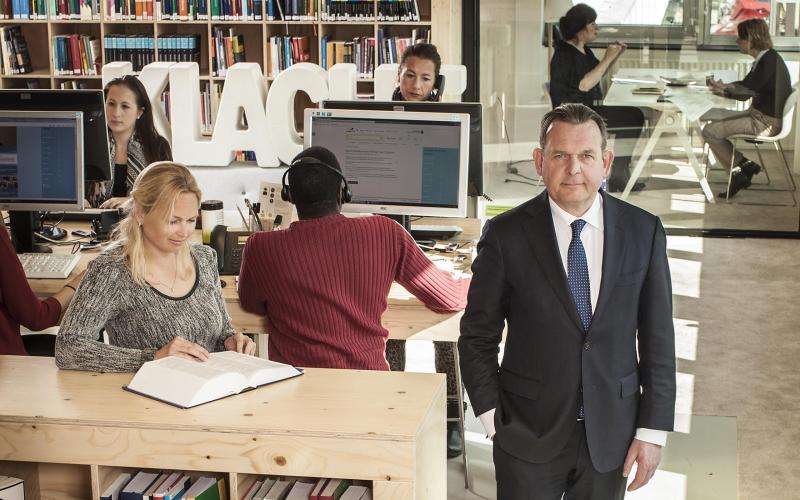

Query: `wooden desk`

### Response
(27, 216, 481, 344)
(0, 356, 445, 500)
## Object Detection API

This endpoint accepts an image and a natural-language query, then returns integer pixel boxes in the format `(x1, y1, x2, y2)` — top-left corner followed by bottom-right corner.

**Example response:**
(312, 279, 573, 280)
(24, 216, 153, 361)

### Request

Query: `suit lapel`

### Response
(591, 192, 627, 328)
(520, 192, 585, 336)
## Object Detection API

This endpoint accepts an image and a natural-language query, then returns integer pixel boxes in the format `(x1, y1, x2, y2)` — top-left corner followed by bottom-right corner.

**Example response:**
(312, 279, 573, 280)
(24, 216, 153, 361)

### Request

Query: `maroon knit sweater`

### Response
(238, 214, 470, 370)
(0, 226, 62, 355)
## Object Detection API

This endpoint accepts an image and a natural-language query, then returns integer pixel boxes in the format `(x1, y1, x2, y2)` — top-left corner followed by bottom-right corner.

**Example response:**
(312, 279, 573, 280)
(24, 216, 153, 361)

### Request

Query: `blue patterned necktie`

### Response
(568, 219, 592, 420)
(567, 219, 592, 334)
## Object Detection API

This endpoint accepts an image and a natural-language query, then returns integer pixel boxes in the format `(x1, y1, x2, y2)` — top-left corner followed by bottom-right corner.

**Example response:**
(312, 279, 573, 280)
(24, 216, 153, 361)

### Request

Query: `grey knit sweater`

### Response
(55, 244, 234, 372)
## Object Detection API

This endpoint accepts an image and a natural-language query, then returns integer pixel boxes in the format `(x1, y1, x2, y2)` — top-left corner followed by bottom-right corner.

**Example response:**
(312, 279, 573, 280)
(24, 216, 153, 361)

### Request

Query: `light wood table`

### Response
(0, 356, 445, 500)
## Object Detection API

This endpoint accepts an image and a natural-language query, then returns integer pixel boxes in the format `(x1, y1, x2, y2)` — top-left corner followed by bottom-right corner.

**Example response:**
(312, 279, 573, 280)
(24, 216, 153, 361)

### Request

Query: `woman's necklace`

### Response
(148, 254, 179, 293)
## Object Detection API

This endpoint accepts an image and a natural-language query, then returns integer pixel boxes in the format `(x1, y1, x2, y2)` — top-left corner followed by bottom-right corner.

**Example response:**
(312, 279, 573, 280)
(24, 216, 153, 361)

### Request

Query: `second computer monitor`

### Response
(322, 100, 483, 197)
(304, 108, 470, 218)
(0, 89, 111, 183)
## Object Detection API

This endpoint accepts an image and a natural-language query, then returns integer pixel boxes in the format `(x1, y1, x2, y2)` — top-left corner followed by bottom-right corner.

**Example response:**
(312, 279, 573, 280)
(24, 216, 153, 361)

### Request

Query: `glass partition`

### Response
(480, 0, 800, 234)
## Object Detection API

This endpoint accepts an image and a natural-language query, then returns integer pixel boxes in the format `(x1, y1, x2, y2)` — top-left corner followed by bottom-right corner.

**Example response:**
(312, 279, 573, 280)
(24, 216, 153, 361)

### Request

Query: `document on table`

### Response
(664, 89, 716, 122)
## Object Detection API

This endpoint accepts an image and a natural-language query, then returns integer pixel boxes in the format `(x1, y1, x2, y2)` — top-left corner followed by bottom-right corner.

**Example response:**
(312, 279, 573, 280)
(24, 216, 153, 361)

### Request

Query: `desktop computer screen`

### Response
(0, 90, 111, 184)
(0, 110, 84, 252)
(304, 108, 470, 219)
(321, 101, 484, 197)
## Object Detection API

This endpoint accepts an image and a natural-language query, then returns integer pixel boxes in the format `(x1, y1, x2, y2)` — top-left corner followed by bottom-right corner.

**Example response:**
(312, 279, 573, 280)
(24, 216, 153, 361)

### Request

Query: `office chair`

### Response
(722, 83, 798, 207)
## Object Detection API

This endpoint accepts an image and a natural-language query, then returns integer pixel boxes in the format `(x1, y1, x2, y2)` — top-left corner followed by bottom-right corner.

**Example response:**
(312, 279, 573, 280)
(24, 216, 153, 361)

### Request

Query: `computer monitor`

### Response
(304, 108, 470, 219)
(321, 100, 484, 197)
(0, 110, 84, 253)
(0, 90, 111, 184)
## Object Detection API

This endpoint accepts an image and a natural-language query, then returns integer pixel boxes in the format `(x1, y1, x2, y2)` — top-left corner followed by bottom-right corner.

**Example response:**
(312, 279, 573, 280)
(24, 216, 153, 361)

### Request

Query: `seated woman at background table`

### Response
(87, 76, 172, 208)
(0, 215, 84, 356)
(56, 162, 254, 372)
(549, 3, 645, 192)
(702, 19, 791, 199)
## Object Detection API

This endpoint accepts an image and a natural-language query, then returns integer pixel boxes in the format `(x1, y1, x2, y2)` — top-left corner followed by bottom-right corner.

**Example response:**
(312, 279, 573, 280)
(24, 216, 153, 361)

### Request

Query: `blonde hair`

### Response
(111, 161, 202, 286)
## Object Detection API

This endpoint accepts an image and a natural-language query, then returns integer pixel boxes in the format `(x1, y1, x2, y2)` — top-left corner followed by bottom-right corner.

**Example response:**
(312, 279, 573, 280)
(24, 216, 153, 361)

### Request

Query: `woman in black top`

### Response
(99, 75, 172, 208)
(703, 19, 790, 199)
(550, 3, 645, 192)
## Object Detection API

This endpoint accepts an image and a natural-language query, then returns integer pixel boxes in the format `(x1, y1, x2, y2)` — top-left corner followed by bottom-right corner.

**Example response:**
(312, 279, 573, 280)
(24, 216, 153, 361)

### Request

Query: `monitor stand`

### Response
(9, 211, 51, 254)
(380, 214, 463, 241)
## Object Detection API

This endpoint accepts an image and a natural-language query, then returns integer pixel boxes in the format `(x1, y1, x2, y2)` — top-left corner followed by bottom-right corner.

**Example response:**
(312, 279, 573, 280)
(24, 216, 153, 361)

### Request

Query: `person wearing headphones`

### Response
(392, 42, 445, 102)
(238, 146, 469, 373)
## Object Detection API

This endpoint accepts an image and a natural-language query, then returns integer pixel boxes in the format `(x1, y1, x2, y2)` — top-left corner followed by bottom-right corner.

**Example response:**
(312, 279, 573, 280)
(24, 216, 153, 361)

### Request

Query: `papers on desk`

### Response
(663, 89, 717, 122)
(632, 86, 666, 95)
(612, 77, 659, 85)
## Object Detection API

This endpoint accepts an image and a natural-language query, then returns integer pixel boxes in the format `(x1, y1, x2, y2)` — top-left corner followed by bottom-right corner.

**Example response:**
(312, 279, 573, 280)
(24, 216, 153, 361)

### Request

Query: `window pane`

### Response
(573, 0, 683, 26)
(708, 0, 771, 36)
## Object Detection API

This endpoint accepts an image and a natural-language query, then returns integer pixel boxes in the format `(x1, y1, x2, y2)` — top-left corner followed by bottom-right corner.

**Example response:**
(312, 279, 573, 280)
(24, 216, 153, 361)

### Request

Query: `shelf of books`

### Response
(0, 461, 376, 499)
(0, 0, 451, 92)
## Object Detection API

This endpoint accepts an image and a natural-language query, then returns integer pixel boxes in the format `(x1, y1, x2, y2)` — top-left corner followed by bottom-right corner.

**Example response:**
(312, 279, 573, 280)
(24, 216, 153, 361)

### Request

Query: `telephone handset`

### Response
(209, 225, 251, 275)
(429, 74, 446, 102)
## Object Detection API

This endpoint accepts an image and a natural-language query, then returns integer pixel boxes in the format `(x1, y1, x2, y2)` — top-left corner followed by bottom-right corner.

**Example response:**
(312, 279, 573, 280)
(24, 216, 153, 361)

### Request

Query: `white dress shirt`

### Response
(478, 193, 667, 447)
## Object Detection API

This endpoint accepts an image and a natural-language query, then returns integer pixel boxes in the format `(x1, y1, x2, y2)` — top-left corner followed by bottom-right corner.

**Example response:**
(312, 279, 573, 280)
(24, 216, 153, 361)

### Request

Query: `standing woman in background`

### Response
(97, 75, 172, 209)
(389, 42, 464, 459)
(0, 215, 84, 355)
(549, 3, 646, 192)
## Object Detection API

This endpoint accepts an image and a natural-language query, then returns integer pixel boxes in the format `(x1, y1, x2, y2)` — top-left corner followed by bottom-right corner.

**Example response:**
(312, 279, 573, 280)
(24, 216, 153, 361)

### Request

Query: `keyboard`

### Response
(19, 253, 80, 279)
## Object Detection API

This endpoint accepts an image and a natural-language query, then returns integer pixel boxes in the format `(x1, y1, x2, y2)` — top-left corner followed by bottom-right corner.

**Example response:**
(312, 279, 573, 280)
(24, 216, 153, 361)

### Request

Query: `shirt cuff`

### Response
(635, 428, 668, 446)
(478, 408, 496, 439)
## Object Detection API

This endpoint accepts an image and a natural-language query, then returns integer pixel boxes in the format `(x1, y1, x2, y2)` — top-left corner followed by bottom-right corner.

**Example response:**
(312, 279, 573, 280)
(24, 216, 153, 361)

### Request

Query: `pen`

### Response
(243, 198, 264, 232)
(236, 204, 251, 231)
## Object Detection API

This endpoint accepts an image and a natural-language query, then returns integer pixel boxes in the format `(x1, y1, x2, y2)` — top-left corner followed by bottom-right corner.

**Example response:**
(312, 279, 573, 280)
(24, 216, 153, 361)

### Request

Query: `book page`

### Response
(127, 356, 247, 408)
(207, 351, 302, 388)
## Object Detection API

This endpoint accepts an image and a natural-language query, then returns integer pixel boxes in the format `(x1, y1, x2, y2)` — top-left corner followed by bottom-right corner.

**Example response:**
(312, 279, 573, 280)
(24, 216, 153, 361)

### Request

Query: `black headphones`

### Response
(280, 157, 353, 204)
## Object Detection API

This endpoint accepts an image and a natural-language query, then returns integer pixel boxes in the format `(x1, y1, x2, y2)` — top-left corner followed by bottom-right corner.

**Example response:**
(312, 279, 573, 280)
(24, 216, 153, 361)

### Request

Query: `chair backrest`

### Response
(781, 84, 799, 132)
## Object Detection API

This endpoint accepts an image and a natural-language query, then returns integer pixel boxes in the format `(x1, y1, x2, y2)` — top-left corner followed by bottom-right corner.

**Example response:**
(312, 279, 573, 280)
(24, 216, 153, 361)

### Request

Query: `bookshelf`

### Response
(0, 0, 457, 93)
(0, 356, 446, 500)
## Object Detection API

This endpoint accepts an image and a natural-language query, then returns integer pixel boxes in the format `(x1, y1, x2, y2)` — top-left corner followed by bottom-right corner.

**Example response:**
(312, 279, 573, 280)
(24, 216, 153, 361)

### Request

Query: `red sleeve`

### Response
(0, 227, 62, 331)
(237, 232, 267, 315)
(392, 223, 471, 313)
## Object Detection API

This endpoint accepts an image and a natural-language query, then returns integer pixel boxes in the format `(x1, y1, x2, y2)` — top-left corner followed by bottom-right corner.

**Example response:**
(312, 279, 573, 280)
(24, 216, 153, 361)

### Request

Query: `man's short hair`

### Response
(738, 19, 772, 51)
(287, 146, 344, 212)
(539, 103, 608, 151)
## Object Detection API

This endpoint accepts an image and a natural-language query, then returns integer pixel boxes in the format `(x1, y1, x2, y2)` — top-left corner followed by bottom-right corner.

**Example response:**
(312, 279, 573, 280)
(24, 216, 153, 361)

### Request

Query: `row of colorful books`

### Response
(105, 35, 154, 71)
(52, 34, 100, 76)
(242, 476, 371, 500)
(211, 27, 246, 77)
(320, 34, 374, 78)
(376, 28, 428, 65)
(0, 0, 99, 19)
(266, 0, 313, 20)
(0, 25, 32, 75)
(101, 470, 223, 500)
(266, 35, 310, 77)
(105, 0, 263, 19)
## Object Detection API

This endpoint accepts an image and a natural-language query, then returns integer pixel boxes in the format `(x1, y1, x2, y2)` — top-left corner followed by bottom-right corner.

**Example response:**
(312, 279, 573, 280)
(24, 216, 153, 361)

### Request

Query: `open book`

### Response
(124, 351, 303, 408)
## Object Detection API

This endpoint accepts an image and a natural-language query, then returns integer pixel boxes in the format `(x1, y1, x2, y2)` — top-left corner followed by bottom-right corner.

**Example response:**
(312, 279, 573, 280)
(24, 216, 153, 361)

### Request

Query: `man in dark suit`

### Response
(459, 103, 676, 499)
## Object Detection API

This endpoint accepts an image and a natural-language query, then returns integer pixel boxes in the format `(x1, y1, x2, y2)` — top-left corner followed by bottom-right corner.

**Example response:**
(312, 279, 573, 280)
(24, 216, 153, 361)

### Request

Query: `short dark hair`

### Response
(737, 19, 772, 50)
(399, 43, 442, 76)
(539, 103, 608, 151)
(559, 3, 597, 41)
(288, 146, 344, 217)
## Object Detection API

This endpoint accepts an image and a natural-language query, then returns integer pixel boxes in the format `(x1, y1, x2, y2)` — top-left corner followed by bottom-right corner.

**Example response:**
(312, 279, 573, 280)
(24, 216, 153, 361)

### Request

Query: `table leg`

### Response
(677, 122, 716, 203)
(622, 118, 664, 199)
(452, 345, 470, 489)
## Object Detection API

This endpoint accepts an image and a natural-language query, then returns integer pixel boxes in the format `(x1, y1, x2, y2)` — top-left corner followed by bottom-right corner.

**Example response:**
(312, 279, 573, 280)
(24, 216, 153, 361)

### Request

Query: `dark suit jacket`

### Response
(459, 191, 676, 473)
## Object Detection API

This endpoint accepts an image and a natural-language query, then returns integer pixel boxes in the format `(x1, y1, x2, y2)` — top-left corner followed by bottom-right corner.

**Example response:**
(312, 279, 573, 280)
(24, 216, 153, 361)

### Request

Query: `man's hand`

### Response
(155, 336, 210, 361)
(622, 438, 662, 491)
(224, 332, 257, 356)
